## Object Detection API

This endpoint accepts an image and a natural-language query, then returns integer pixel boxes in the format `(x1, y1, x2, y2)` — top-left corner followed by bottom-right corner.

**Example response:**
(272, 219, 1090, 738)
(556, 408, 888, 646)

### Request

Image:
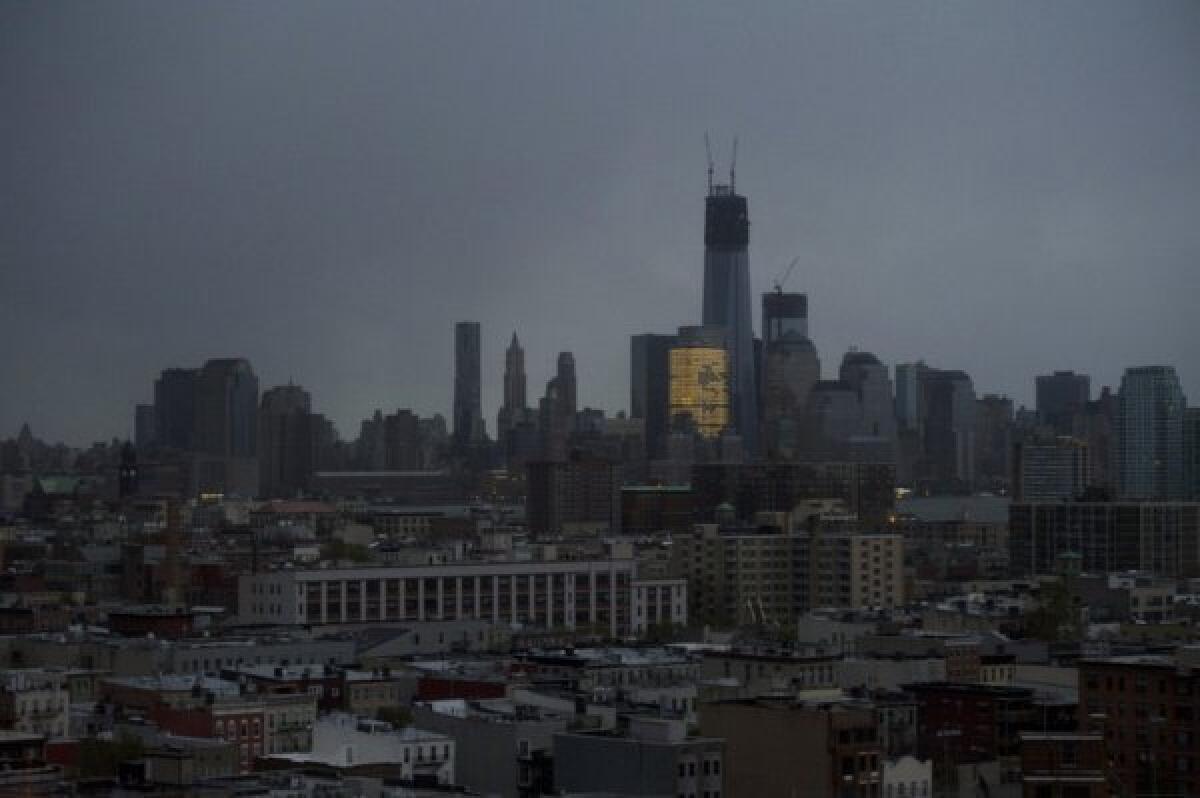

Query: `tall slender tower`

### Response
(453, 322, 484, 444)
(498, 332, 527, 440)
(702, 161, 758, 454)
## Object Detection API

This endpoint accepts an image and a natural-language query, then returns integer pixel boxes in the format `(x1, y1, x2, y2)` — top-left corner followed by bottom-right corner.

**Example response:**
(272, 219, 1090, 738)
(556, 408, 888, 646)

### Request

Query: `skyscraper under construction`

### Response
(702, 161, 758, 454)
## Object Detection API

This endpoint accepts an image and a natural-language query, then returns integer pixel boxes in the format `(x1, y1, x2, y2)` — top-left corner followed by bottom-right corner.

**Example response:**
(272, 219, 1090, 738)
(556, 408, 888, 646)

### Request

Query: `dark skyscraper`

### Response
(453, 322, 484, 445)
(193, 358, 259, 458)
(556, 351, 577, 418)
(1036, 370, 1091, 434)
(258, 383, 313, 498)
(134, 403, 157, 451)
(702, 170, 759, 455)
(498, 332, 527, 443)
(154, 367, 197, 451)
(761, 292, 819, 460)
(191, 358, 259, 496)
(631, 333, 677, 460)
(502, 333, 527, 418)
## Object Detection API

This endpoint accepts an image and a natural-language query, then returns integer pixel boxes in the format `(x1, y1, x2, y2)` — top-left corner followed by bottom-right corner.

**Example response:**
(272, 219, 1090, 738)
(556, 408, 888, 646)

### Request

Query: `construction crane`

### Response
(773, 256, 801, 294)
(704, 133, 714, 193)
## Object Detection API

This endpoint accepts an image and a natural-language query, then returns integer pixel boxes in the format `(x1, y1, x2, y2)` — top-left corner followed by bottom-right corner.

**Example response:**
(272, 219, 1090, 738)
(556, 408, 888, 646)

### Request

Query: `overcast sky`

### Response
(3, 1, 1198, 446)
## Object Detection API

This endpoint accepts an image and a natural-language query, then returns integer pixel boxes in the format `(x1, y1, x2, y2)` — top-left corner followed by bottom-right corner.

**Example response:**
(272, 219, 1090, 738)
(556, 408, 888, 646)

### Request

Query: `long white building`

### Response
(239, 559, 685, 638)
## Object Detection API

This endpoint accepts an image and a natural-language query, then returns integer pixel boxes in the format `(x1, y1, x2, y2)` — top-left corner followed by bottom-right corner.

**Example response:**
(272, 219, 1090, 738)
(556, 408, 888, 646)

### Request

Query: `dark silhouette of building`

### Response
(920, 367, 977, 491)
(383, 409, 422, 471)
(154, 367, 197, 451)
(690, 461, 895, 526)
(453, 322, 484, 445)
(1009, 501, 1200, 577)
(974, 394, 1014, 492)
(193, 358, 258, 458)
(191, 358, 259, 496)
(702, 170, 758, 455)
(1036, 370, 1090, 434)
(134, 404, 157, 451)
(630, 333, 677, 460)
(497, 332, 527, 447)
(761, 292, 819, 461)
(539, 352, 578, 461)
(118, 441, 138, 498)
(526, 451, 618, 535)
(258, 384, 315, 498)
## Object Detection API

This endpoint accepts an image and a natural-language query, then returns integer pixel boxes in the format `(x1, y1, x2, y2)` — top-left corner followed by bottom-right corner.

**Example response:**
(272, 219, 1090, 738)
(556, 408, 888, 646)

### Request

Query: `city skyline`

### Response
(3, 1, 1199, 445)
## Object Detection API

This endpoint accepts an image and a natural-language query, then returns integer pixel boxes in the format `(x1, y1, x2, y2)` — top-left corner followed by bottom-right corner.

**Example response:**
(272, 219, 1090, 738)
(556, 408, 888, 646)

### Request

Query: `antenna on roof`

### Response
(704, 133, 714, 193)
(730, 135, 738, 192)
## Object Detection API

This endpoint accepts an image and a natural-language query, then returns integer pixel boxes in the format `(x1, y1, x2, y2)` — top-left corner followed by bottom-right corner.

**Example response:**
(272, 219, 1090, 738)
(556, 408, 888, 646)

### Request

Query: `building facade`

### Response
(239, 558, 657, 638)
(1116, 365, 1186, 500)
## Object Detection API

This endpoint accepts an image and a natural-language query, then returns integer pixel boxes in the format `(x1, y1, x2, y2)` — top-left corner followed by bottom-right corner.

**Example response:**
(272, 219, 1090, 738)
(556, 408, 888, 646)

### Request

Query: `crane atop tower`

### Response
(773, 256, 801, 294)
(704, 133, 714, 193)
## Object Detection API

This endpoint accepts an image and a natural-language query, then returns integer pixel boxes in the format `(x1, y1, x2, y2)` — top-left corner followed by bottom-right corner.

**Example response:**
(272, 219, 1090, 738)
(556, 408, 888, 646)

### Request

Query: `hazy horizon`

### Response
(3, 1, 1198, 447)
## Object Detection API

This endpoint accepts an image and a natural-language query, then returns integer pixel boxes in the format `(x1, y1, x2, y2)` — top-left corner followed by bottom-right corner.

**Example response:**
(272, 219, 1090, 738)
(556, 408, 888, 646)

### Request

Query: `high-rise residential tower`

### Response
(453, 322, 484, 445)
(702, 172, 758, 455)
(761, 292, 820, 460)
(1116, 366, 1186, 500)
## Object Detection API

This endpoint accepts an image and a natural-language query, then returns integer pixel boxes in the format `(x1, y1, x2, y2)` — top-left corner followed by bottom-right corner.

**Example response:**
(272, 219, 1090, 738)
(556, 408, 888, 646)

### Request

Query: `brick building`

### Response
(1078, 654, 1200, 798)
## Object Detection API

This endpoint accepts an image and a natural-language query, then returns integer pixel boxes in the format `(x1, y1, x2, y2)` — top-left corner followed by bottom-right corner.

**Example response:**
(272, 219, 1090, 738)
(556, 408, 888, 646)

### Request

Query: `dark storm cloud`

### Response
(2, 1, 1198, 444)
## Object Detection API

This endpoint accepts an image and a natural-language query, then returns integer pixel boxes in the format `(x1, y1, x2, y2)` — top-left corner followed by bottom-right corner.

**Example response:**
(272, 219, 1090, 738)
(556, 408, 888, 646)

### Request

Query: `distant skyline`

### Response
(3, 1, 1198, 446)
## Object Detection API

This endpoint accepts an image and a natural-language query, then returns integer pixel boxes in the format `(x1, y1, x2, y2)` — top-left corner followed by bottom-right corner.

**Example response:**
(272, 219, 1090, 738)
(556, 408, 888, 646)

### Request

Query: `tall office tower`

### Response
(154, 367, 198, 451)
(355, 410, 387, 470)
(258, 383, 313, 498)
(974, 395, 1014, 493)
(669, 326, 730, 440)
(1116, 366, 1186, 500)
(1036, 370, 1091, 434)
(894, 362, 925, 434)
(1081, 386, 1117, 493)
(193, 359, 259, 458)
(761, 293, 820, 461)
(702, 173, 758, 455)
(453, 322, 484, 445)
(919, 368, 977, 489)
(539, 352, 578, 461)
(799, 380, 861, 459)
(134, 404, 157, 451)
(838, 350, 895, 442)
(556, 352, 578, 418)
(631, 333, 677, 460)
(383, 409, 422, 470)
(192, 358, 259, 496)
(1013, 435, 1091, 502)
(497, 332, 527, 441)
